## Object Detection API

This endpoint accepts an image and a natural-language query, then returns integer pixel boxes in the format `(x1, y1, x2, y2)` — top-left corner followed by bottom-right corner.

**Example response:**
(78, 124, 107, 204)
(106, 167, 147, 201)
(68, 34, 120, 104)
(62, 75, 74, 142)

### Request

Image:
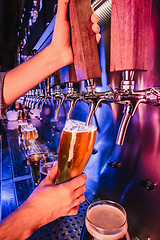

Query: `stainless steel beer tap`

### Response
(103, 70, 160, 145)
(39, 77, 51, 112)
(35, 88, 45, 110)
(64, 82, 82, 120)
(82, 71, 160, 145)
(53, 85, 64, 120)
(25, 90, 32, 108)
(31, 88, 39, 110)
(83, 79, 104, 126)
(114, 84, 160, 145)
(28, 89, 35, 109)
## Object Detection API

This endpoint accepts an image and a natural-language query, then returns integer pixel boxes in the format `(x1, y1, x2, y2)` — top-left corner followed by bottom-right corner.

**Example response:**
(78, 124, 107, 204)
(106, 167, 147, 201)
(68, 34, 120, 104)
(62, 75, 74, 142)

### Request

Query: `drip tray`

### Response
(27, 201, 89, 240)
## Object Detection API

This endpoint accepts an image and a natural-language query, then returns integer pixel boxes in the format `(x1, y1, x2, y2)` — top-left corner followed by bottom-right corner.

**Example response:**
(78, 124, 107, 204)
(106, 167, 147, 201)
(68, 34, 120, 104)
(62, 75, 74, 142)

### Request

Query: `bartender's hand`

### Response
(26, 161, 87, 228)
(51, 0, 101, 67)
(0, 162, 87, 240)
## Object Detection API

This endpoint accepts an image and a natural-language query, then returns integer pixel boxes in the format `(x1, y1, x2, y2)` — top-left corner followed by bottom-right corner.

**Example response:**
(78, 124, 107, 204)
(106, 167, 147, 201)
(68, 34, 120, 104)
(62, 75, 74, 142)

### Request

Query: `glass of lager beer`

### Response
(85, 200, 129, 240)
(56, 119, 97, 184)
(24, 124, 38, 154)
(17, 120, 28, 135)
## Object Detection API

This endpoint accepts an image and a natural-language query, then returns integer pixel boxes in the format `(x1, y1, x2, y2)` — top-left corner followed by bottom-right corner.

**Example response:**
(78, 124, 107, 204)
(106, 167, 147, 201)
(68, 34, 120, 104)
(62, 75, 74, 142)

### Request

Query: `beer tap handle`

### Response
(69, 0, 101, 81)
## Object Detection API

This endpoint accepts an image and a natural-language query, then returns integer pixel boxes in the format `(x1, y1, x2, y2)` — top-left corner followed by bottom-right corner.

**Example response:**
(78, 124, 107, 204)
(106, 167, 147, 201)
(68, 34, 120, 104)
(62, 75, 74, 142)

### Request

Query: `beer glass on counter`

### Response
(27, 152, 47, 185)
(40, 161, 55, 181)
(17, 120, 28, 135)
(85, 200, 129, 240)
(23, 123, 38, 154)
(56, 119, 97, 184)
(40, 155, 58, 181)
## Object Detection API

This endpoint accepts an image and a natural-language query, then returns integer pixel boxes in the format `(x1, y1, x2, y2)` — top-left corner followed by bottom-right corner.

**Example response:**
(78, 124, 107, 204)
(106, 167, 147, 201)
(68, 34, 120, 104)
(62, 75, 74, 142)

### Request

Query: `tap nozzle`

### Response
(83, 79, 104, 126)
(116, 104, 133, 145)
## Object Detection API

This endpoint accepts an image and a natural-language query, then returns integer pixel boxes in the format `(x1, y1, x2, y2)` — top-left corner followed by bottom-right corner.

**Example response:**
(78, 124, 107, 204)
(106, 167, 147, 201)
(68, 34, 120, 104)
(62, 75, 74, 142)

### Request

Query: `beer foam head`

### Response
(24, 123, 36, 131)
(64, 119, 97, 132)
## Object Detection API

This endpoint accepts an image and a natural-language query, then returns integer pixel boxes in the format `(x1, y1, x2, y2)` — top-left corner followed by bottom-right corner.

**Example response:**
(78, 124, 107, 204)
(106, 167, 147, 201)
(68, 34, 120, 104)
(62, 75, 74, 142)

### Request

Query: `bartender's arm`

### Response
(0, 162, 87, 240)
(3, 0, 100, 107)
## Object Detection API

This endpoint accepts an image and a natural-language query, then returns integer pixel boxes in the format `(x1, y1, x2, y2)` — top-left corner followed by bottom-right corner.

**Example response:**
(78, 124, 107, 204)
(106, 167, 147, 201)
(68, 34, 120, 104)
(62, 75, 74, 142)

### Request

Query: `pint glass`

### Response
(24, 124, 38, 154)
(17, 120, 28, 134)
(24, 124, 38, 141)
(85, 200, 129, 240)
(56, 119, 97, 184)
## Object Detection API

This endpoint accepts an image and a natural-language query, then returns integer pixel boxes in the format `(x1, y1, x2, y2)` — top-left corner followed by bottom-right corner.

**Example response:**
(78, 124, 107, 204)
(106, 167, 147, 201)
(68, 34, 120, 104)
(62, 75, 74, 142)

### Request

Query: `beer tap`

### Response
(40, 77, 51, 112)
(109, 0, 152, 144)
(109, 71, 160, 145)
(31, 87, 40, 110)
(28, 89, 35, 109)
(25, 90, 32, 108)
(23, 92, 29, 107)
(80, 70, 160, 145)
(64, 82, 82, 119)
(101, 71, 160, 145)
(53, 84, 64, 120)
(83, 79, 104, 126)
(35, 88, 45, 110)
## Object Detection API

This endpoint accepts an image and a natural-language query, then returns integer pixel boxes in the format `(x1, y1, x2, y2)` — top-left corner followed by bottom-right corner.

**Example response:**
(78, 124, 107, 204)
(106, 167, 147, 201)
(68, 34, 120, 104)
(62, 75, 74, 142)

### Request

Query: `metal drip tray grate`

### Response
(28, 201, 89, 240)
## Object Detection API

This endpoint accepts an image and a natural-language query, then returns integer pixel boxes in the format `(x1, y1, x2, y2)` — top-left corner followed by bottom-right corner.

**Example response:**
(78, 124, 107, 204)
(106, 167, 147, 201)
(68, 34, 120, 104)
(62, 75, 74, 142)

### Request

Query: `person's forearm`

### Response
(3, 43, 68, 107)
(0, 201, 40, 240)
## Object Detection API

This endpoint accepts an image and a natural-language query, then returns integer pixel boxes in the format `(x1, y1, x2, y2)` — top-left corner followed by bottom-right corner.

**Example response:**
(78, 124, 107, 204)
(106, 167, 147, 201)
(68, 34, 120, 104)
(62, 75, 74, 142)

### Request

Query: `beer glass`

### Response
(85, 200, 129, 240)
(27, 152, 47, 185)
(17, 120, 28, 135)
(17, 120, 28, 146)
(40, 161, 55, 181)
(24, 123, 38, 154)
(56, 119, 97, 184)
(40, 155, 58, 181)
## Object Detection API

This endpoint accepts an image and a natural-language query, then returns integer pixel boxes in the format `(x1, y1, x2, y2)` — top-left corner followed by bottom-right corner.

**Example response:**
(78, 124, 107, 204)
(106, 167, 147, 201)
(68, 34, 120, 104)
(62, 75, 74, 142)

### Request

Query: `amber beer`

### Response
(85, 201, 129, 240)
(56, 119, 97, 184)
(23, 127, 38, 140)
(17, 120, 28, 134)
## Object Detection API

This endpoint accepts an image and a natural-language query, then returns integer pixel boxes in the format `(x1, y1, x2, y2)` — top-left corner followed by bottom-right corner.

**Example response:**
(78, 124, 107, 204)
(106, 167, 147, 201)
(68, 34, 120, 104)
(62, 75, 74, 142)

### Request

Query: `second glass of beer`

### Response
(56, 119, 97, 184)
(85, 200, 129, 240)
